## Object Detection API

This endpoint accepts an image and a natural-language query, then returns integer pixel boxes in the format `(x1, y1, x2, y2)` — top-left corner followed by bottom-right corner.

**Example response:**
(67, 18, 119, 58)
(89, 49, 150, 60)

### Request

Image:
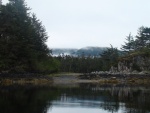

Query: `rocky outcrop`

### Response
(111, 54, 150, 74)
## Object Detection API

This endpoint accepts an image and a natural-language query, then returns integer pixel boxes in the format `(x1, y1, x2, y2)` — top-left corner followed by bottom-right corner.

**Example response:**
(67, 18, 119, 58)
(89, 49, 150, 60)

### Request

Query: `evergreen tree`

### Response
(0, 0, 59, 73)
(100, 45, 119, 71)
(121, 33, 135, 52)
(135, 26, 150, 50)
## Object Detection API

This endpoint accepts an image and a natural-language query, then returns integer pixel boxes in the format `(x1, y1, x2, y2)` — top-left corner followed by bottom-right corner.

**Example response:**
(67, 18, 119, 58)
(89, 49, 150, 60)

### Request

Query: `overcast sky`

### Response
(3, 0, 150, 49)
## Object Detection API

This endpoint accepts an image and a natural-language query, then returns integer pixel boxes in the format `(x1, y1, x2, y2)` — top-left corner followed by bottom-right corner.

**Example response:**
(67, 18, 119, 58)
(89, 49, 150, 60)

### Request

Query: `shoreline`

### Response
(52, 73, 150, 86)
(0, 73, 150, 86)
(0, 73, 52, 85)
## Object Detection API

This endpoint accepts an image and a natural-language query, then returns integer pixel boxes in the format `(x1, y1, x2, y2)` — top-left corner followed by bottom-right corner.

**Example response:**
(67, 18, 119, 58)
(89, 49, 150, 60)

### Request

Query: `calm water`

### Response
(0, 84, 150, 113)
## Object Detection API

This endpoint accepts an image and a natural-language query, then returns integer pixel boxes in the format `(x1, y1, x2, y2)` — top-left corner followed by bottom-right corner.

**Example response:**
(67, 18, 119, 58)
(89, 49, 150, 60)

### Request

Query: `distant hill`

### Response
(51, 48, 78, 56)
(52, 47, 107, 57)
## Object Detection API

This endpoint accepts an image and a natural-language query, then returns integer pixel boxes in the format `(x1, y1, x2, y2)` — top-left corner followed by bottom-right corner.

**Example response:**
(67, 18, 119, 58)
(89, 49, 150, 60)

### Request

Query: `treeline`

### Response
(55, 46, 119, 73)
(0, 0, 59, 73)
(56, 26, 150, 73)
(55, 55, 102, 73)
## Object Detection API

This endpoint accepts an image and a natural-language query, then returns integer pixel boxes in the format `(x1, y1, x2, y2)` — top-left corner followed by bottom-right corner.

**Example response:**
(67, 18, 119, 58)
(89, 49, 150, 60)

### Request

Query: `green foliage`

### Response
(132, 63, 141, 72)
(34, 57, 60, 73)
(121, 33, 135, 52)
(135, 26, 150, 50)
(0, 0, 59, 73)
(100, 45, 119, 71)
(121, 26, 150, 57)
(122, 26, 150, 52)
(56, 46, 120, 73)
(120, 26, 150, 72)
(55, 55, 103, 73)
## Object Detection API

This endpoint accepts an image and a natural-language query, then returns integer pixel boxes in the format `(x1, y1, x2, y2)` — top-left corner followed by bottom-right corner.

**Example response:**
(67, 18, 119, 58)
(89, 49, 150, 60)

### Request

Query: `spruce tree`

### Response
(0, 0, 58, 73)
(135, 26, 150, 50)
(100, 45, 119, 71)
(121, 33, 135, 52)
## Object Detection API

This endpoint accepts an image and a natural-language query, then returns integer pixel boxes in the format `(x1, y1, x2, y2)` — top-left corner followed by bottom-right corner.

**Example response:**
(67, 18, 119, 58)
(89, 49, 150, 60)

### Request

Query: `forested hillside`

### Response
(52, 48, 78, 56)
(52, 47, 107, 57)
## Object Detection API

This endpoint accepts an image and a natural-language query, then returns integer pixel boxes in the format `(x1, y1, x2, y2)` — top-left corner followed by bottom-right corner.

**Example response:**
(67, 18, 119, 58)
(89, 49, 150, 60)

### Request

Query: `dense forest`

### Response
(0, 0, 59, 73)
(0, 0, 150, 74)
(55, 46, 119, 73)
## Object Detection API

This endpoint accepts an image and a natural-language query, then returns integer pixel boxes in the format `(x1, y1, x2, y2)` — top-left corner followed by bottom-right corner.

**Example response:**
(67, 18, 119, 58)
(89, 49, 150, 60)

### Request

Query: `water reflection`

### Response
(0, 84, 150, 113)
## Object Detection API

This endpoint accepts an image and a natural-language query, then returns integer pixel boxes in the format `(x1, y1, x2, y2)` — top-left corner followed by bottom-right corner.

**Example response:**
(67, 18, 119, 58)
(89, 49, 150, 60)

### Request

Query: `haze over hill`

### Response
(52, 47, 107, 57)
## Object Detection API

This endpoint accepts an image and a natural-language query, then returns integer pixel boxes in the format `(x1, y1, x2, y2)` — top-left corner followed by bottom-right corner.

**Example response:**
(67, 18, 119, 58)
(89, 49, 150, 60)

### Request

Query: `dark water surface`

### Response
(0, 84, 150, 113)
